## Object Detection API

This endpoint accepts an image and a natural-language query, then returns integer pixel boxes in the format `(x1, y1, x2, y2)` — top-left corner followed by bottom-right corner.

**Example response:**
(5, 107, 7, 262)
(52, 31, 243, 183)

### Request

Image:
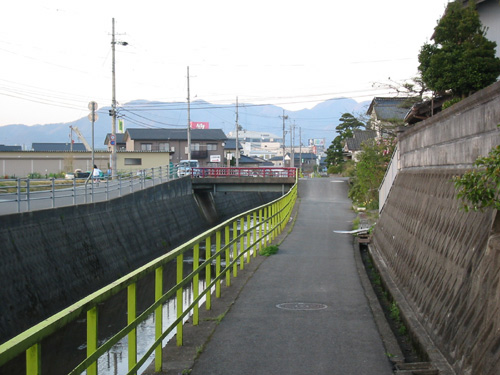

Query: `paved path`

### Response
(190, 178, 393, 375)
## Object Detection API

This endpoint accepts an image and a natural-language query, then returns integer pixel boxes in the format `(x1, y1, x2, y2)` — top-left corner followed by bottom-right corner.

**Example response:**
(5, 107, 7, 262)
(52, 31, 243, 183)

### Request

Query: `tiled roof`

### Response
(367, 97, 411, 121)
(344, 130, 377, 151)
(32, 143, 87, 151)
(223, 139, 243, 150)
(124, 128, 227, 142)
(0, 144, 22, 151)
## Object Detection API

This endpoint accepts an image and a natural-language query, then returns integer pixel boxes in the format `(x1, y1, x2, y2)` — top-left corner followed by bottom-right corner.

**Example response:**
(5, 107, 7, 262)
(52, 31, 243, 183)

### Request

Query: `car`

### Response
(177, 160, 200, 177)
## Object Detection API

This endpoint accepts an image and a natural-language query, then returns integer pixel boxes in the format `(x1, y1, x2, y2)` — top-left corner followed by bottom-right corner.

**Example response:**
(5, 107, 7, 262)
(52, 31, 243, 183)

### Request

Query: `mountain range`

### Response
(0, 98, 370, 150)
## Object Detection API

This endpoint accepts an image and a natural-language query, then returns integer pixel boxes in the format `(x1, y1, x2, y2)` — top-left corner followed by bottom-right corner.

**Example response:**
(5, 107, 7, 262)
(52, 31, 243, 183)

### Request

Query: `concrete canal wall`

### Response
(372, 81, 500, 375)
(0, 177, 281, 343)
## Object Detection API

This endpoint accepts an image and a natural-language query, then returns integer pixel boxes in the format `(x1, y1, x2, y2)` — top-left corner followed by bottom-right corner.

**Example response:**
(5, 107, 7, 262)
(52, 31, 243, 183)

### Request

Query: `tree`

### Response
(325, 113, 365, 170)
(418, 0, 500, 98)
(348, 137, 396, 209)
(454, 144, 500, 212)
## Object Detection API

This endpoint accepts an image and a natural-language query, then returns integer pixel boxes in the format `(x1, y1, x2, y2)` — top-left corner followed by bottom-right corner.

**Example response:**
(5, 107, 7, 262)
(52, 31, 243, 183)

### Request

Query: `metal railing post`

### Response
(176, 254, 183, 346)
(151, 167, 155, 187)
(51, 178, 55, 208)
(73, 178, 77, 206)
(17, 178, 21, 213)
(26, 179, 30, 212)
(154, 266, 163, 372)
(87, 306, 98, 375)
(225, 225, 231, 286)
(205, 236, 212, 310)
(26, 342, 41, 375)
(216, 230, 221, 298)
(128, 283, 137, 374)
(233, 220, 238, 277)
(193, 243, 199, 325)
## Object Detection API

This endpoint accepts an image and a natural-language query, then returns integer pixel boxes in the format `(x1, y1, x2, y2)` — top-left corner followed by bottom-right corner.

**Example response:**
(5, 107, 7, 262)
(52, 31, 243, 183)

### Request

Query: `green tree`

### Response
(325, 113, 365, 170)
(418, 0, 500, 98)
(454, 144, 500, 212)
(348, 137, 396, 209)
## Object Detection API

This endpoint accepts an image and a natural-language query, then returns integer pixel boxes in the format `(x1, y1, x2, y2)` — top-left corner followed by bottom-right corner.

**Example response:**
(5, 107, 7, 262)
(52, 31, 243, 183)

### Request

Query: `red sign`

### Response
(190, 121, 209, 129)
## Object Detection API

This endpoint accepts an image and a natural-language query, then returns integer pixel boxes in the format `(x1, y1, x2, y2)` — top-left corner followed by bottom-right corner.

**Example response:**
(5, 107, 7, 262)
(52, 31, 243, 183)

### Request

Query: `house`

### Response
(343, 130, 377, 161)
(367, 97, 414, 137)
(104, 133, 127, 151)
(121, 128, 227, 167)
(0, 144, 22, 151)
(32, 143, 87, 152)
(223, 139, 243, 164)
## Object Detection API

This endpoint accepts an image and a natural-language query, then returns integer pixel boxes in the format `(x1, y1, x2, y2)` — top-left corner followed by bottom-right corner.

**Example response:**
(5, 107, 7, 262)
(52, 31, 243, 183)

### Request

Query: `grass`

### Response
(259, 245, 279, 256)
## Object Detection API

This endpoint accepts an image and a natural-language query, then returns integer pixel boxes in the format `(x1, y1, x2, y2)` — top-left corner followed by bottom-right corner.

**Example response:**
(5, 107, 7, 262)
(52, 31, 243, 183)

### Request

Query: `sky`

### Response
(0, 0, 452, 127)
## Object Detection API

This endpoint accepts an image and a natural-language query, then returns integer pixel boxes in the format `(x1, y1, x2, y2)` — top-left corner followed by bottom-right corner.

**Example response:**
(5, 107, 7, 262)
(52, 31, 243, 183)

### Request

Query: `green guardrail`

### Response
(0, 180, 297, 375)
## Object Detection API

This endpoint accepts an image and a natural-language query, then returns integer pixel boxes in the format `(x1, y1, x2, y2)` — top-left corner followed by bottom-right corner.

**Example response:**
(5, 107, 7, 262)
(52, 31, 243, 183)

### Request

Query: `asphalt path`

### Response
(190, 177, 393, 374)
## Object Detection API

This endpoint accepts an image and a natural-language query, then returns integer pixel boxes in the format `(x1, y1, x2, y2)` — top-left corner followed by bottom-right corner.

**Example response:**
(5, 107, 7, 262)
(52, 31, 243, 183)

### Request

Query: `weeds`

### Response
(259, 245, 279, 256)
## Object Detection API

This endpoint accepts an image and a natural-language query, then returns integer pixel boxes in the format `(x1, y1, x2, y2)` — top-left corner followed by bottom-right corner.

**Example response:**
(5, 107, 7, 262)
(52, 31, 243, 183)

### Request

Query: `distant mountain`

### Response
(0, 98, 370, 150)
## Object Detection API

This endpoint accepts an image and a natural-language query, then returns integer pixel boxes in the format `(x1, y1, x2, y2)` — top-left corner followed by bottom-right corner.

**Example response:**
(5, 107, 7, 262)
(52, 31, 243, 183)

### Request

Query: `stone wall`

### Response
(0, 178, 280, 343)
(372, 81, 500, 375)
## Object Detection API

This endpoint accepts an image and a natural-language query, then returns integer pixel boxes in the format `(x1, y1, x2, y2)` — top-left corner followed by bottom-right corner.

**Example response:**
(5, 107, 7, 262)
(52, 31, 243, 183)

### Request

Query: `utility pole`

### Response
(110, 18, 127, 178)
(187, 66, 191, 160)
(299, 127, 302, 174)
(235, 97, 239, 167)
(290, 122, 295, 168)
(280, 110, 288, 167)
(111, 18, 117, 178)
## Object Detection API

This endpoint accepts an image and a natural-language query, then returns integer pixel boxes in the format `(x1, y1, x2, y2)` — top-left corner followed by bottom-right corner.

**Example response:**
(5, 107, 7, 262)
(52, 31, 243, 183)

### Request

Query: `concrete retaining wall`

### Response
(373, 81, 500, 375)
(0, 178, 280, 343)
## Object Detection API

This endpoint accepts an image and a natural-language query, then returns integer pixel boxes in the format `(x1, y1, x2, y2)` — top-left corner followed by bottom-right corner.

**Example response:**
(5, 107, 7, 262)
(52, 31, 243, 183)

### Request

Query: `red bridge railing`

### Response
(191, 167, 296, 178)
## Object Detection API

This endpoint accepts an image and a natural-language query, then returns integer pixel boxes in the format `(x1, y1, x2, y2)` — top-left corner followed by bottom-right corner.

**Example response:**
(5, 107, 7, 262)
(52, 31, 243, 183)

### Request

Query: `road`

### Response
(190, 177, 393, 374)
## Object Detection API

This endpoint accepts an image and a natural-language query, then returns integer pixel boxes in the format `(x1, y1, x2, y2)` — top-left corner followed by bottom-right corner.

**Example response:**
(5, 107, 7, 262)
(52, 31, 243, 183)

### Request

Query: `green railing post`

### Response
(263, 207, 268, 248)
(246, 214, 251, 263)
(253, 211, 257, 257)
(233, 221, 238, 276)
(128, 283, 137, 374)
(176, 254, 183, 346)
(225, 225, 231, 286)
(26, 343, 41, 375)
(259, 208, 263, 251)
(87, 306, 98, 375)
(216, 230, 221, 298)
(205, 236, 212, 310)
(193, 243, 199, 325)
(239, 217, 244, 270)
(155, 266, 163, 372)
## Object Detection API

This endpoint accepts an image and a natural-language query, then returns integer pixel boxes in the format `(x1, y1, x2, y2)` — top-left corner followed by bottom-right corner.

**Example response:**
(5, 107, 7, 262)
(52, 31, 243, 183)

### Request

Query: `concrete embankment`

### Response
(0, 177, 281, 343)
(372, 81, 500, 375)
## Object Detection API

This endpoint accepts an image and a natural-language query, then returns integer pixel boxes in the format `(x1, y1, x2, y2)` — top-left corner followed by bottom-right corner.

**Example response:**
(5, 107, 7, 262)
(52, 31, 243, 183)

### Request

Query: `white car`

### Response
(177, 160, 200, 177)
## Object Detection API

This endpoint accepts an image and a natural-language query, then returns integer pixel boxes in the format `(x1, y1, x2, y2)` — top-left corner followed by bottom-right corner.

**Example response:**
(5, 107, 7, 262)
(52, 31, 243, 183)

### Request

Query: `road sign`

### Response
(88, 113, 99, 122)
(88, 101, 98, 111)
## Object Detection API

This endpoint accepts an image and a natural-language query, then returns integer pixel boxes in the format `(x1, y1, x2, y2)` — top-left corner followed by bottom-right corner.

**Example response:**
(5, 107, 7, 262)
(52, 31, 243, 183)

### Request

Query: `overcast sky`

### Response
(0, 0, 451, 127)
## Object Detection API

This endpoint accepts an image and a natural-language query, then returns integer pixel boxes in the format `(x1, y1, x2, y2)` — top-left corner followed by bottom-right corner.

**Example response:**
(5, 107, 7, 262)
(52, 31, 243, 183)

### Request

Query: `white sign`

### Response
(210, 155, 222, 163)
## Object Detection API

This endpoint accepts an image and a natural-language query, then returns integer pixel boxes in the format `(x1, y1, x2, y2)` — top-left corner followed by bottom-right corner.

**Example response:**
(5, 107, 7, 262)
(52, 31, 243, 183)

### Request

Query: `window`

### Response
(124, 158, 142, 165)
(191, 143, 200, 151)
(207, 143, 217, 151)
(141, 143, 152, 151)
(159, 142, 169, 151)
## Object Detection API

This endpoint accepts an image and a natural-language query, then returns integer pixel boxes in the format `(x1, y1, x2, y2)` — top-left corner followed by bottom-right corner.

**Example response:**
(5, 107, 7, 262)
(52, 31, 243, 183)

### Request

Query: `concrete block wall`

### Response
(0, 178, 280, 343)
(372, 81, 500, 374)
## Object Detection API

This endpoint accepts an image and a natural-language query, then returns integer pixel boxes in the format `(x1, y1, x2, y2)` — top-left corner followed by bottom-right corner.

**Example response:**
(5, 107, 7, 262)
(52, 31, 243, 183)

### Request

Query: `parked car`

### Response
(177, 160, 200, 177)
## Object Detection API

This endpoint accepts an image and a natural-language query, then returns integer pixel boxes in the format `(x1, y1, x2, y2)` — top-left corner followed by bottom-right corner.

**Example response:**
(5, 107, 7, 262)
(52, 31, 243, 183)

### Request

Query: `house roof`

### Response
(404, 94, 453, 125)
(344, 130, 377, 152)
(104, 133, 126, 145)
(237, 155, 263, 164)
(367, 97, 412, 122)
(124, 128, 227, 142)
(32, 143, 87, 152)
(223, 139, 243, 150)
(0, 144, 22, 151)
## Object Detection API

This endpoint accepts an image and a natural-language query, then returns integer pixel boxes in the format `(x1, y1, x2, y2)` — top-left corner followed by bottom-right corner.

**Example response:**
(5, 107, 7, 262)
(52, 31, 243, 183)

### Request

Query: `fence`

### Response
(0, 165, 177, 215)
(378, 145, 400, 213)
(192, 167, 296, 178)
(0, 178, 297, 375)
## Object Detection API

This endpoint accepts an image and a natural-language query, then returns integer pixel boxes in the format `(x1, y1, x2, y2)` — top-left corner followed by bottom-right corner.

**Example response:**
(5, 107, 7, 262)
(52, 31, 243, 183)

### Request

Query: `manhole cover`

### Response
(276, 302, 327, 311)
